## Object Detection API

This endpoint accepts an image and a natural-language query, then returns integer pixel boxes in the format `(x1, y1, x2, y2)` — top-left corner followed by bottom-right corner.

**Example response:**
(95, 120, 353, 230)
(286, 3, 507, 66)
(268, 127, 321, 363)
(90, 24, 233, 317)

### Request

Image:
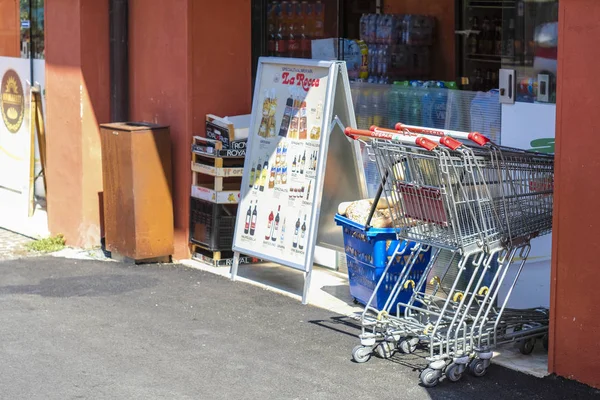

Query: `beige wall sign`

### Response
(1, 69, 25, 134)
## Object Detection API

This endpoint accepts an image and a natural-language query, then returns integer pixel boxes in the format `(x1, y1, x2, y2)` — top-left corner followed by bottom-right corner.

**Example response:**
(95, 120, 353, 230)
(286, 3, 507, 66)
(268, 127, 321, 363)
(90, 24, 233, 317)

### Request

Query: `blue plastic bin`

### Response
(334, 214, 431, 312)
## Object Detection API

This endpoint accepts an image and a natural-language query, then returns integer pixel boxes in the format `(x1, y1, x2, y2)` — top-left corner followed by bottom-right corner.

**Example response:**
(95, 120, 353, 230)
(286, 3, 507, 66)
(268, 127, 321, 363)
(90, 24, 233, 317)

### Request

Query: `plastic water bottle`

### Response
(444, 81, 462, 131)
(408, 80, 423, 126)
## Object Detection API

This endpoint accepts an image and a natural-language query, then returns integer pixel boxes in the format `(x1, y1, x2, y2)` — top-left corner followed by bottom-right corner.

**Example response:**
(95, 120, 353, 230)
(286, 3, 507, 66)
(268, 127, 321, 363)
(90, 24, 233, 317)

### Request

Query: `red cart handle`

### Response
(394, 122, 491, 147)
(370, 126, 463, 151)
(344, 127, 438, 151)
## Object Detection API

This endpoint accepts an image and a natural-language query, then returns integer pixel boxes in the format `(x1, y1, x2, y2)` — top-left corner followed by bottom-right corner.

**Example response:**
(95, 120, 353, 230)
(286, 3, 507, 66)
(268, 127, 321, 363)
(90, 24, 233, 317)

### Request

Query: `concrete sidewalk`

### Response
(0, 257, 597, 399)
(0, 228, 32, 260)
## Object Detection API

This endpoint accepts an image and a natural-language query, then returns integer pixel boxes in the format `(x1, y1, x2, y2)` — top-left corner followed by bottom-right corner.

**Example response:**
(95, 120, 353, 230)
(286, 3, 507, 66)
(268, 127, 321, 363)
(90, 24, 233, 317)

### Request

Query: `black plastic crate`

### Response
(189, 197, 237, 251)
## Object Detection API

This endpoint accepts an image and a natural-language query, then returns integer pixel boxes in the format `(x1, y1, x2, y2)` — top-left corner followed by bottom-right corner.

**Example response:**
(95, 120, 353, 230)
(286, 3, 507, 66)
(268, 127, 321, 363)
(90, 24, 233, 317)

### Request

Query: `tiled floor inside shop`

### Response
(182, 258, 549, 378)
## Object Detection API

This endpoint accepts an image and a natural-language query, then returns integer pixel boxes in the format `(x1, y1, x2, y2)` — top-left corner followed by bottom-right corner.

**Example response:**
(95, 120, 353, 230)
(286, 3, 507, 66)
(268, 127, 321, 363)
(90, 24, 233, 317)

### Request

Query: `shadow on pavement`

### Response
(0, 274, 158, 298)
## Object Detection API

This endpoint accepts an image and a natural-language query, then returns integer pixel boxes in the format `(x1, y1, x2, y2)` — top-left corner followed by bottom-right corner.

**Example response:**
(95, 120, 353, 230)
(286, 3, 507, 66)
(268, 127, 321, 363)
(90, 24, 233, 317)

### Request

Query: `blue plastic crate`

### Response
(334, 213, 431, 312)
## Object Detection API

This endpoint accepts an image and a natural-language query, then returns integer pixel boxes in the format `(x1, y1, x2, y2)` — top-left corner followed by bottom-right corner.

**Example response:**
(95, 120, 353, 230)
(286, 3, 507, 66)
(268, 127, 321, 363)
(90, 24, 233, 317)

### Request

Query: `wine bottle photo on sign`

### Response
(250, 201, 258, 236)
(259, 159, 269, 192)
(280, 217, 287, 244)
(299, 214, 307, 250)
(271, 205, 281, 241)
(298, 100, 307, 140)
(292, 212, 301, 249)
(265, 209, 274, 241)
(267, 88, 278, 137)
(279, 91, 294, 138)
(250, 163, 256, 188)
(244, 201, 252, 235)
(269, 164, 276, 189)
(254, 159, 262, 190)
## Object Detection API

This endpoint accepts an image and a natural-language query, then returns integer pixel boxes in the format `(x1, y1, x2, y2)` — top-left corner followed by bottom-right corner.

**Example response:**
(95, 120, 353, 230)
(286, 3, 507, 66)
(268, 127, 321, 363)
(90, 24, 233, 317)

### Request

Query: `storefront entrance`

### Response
(248, 0, 559, 376)
(0, 0, 47, 238)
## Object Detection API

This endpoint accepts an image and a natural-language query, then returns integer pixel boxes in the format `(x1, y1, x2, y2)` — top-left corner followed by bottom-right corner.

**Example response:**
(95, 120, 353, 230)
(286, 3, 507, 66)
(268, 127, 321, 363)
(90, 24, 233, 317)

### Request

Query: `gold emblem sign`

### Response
(1, 69, 25, 134)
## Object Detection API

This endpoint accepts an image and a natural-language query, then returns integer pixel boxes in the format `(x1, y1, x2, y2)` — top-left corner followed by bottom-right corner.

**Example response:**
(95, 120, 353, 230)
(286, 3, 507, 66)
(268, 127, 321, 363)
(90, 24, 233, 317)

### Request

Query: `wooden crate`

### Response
(190, 243, 262, 268)
(190, 136, 244, 204)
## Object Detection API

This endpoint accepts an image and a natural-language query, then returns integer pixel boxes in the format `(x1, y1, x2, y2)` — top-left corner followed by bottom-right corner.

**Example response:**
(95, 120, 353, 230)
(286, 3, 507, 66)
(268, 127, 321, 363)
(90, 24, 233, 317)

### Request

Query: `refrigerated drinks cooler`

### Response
(456, 0, 558, 104)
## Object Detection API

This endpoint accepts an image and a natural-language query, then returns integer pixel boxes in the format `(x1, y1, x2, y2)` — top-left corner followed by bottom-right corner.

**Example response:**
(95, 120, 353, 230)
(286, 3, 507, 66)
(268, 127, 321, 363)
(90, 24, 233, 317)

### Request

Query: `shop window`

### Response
(254, 1, 557, 136)
(501, 0, 558, 104)
(20, 0, 45, 59)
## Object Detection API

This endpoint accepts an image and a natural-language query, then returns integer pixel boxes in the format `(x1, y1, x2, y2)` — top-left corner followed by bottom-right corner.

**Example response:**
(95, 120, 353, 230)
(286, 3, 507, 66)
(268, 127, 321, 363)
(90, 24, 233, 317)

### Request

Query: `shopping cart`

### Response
(344, 124, 554, 387)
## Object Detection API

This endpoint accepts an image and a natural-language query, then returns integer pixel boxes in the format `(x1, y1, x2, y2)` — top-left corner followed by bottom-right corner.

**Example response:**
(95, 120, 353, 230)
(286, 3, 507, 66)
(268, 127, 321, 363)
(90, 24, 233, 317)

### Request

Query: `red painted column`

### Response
(550, 0, 600, 389)
(45, 0, 110, 247)
(0, 0, 20, 57)
(128, 0, 192, 259)
(129, 0, 251, 259)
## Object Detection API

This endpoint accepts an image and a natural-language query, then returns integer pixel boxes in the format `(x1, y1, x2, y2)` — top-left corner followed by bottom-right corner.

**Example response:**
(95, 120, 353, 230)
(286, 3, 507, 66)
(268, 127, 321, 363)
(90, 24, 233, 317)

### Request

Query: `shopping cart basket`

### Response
(344, 125, 554, 387)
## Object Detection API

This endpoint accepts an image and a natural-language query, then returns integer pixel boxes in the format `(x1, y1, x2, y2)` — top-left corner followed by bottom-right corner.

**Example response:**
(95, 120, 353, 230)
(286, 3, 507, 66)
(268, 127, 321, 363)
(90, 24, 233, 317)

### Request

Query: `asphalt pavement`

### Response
(0, 257, 597, 400)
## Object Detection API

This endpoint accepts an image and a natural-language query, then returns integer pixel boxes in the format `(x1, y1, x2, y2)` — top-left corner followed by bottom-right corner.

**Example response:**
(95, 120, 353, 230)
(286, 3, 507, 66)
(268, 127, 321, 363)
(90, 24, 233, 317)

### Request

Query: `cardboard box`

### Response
(205, 114, 250, 148)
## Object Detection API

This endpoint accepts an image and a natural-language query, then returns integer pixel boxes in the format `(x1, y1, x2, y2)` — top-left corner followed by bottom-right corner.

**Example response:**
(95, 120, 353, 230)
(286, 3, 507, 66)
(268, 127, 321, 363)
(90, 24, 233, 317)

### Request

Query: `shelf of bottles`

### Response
(266, 0, 334, 59)
(350, 80, 502, 196)
(358, 14, 435, 85)
(501, 0, 558, 104)
(462, 7, 503, 92)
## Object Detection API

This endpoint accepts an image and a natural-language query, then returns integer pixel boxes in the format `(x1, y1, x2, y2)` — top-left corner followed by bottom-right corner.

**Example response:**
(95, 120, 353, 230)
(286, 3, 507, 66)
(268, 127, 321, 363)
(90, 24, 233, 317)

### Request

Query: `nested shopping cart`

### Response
(343, 124, 554, 387)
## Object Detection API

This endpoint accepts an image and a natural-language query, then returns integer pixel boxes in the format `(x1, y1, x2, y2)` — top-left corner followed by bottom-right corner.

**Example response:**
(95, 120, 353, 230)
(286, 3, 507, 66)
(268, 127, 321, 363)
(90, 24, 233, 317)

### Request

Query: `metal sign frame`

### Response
(231, 57, 361, 304)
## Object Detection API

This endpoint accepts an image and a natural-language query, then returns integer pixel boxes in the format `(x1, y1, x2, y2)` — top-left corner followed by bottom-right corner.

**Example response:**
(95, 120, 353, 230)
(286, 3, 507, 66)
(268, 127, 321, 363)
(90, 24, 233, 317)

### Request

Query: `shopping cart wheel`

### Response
(542, 334, 549, 351)
(375, 341, 395, 359)
(353, 298, 359, 305)
(419, 368, 441, 388)
(398, 337, 418, 354)
(518, 338, 536, 355)
(468, 359, 487, 377)
(352, 345, 372, 363)
(445, 362, 464, 383)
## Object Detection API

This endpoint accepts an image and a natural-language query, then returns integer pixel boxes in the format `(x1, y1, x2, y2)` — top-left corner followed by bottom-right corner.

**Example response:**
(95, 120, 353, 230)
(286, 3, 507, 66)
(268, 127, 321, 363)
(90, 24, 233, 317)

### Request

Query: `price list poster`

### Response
(232, 58, 349, 304)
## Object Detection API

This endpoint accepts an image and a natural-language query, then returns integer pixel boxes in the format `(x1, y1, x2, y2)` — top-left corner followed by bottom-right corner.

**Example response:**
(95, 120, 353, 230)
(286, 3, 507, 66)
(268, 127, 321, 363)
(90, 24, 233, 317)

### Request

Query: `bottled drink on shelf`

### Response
(359, 13, 368, 42)
(287, 1, 301, 58)
(481, 16, 492, 55)
(368, 14, 378, 44)
(299, 1, 311, 58)
(272, 205, 281, 241)
(300, 150, 306, 174)
(494, 17, 502, 56)
(292, 156, 297, 173)
(267, 2, 279, 56)
(244, 201, 252, 234)
(313, 0, 324, 39)
(276, 1, 289, 57)
(306, 180, 311, 199)
(505, 19, 516, 58)
(304, 0, 314, 39)
(468, 17, 479, 55)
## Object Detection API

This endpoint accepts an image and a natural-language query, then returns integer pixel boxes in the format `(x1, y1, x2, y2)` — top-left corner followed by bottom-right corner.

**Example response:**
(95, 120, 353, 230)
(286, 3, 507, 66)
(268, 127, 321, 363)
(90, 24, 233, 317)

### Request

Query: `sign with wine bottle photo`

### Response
(231, 57, 359, 304)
